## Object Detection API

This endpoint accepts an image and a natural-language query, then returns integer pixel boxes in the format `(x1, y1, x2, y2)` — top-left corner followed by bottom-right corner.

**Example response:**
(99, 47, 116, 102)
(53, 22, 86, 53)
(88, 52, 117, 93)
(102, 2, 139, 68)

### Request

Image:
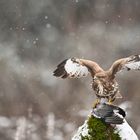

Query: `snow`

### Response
(15, 117, 27, 140)
(116, 119, 139, 140)
(0, 116, 12, 128)
(71, 120, 88, 140)
(46, 113, 55, 139)
(71, 118, 139, 140)
(46, 23, 51, 28)
(45, 16, 48, 19)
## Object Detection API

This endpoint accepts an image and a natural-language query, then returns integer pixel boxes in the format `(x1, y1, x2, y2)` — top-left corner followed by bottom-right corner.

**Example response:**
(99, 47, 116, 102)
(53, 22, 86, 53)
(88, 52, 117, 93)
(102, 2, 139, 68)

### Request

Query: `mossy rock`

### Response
(81, 116, 121, 140)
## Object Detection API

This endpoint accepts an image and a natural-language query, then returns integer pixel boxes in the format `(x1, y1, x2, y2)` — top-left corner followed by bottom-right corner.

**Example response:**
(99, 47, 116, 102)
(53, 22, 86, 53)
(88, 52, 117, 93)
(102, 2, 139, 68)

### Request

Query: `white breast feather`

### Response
(116, 119, 139, 140)
(64, 59, 89, 78)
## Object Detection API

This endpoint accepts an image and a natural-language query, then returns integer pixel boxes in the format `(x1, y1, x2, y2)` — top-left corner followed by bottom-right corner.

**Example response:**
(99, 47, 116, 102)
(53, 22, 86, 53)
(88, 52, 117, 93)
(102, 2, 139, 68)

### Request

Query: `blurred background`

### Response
(0, 0, 140, 139)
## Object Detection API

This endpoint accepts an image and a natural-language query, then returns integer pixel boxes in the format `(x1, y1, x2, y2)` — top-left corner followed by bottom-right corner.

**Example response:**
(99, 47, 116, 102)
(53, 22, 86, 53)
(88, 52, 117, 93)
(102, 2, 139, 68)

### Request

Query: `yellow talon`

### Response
(108, 99, 113, 105)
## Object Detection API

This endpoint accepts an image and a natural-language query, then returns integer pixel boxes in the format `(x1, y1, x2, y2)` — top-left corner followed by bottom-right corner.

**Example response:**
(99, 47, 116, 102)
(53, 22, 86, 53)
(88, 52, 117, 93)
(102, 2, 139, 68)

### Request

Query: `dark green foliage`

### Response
(81, 116, 121, 140)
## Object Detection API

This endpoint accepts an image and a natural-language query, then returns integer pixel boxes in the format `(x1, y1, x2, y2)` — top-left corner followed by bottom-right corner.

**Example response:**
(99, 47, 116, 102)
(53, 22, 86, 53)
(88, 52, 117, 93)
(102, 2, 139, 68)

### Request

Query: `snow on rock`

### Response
(71, 118, 139, 140)
(116, 119, 139, 140)
(71, 120, 88, 140)
(119, 101, 132, 118)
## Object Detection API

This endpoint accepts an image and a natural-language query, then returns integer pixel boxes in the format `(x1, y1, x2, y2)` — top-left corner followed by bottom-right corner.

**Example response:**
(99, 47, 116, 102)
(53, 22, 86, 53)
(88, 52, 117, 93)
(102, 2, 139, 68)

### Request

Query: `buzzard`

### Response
(53, 55, 140, 105)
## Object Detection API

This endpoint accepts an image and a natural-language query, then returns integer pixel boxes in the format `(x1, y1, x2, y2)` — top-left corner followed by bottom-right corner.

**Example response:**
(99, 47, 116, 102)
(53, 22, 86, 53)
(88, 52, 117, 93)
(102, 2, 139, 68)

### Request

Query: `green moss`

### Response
(81, 116, 121, 140)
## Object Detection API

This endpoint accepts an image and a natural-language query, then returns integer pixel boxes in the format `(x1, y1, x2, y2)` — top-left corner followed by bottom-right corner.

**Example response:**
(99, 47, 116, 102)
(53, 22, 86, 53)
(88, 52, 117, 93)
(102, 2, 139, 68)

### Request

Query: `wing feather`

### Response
(124, 61, 140, 70)
(109, 55, 140, 77)
(53, 58, 89, 79)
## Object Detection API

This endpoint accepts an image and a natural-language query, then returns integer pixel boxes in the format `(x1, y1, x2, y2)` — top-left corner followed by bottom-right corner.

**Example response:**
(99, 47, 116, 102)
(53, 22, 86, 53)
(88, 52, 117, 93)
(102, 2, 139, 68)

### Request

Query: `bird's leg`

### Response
(92, 98, 100, 108)
(108, 97, 115, 105)
(108, 95, 116, 104)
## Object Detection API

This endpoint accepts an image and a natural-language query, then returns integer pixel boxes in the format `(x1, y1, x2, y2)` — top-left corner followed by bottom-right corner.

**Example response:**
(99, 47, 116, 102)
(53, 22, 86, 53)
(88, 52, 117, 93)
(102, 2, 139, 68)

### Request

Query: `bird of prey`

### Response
(53, 55, 140, 105)
(91, 102, 126, 124)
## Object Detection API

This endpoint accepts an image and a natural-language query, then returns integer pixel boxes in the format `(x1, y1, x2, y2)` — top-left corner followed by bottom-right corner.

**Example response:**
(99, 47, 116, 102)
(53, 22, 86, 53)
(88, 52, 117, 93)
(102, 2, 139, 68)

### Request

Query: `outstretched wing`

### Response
(53, 57, 103, 79)
(53, 58, 89, 78)
(109, 55, 140, 77)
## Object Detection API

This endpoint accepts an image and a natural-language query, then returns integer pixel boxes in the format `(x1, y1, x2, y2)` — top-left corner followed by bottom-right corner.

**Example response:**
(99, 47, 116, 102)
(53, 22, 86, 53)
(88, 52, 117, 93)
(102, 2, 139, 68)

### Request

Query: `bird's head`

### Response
(71, 57, 77, 62)
(71, 57, 82, 65)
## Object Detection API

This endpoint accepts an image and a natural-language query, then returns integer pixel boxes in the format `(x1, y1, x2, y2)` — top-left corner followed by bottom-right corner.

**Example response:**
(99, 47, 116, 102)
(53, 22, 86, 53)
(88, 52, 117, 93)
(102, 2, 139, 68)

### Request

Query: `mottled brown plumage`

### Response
(53, 55, 140, 103)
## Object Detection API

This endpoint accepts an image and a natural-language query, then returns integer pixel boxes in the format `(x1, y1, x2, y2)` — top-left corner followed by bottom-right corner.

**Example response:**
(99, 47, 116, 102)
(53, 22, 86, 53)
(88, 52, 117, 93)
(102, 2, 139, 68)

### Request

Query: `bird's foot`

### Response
(108, 99, 113, 105)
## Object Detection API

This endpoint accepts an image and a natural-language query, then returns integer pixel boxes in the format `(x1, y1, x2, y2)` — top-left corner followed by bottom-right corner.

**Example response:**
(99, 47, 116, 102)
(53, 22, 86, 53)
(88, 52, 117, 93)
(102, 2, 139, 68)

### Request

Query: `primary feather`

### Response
(124, 55, 140, 70)
(53, 59, 68, 78)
